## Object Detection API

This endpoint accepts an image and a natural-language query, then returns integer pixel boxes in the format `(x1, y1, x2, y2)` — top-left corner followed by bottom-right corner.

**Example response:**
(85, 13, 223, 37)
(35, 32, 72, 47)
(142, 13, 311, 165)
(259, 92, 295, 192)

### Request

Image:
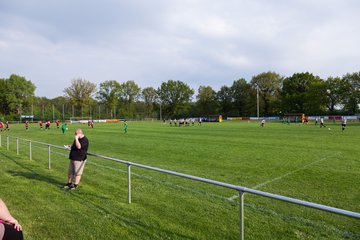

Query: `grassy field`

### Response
(0, 120, 359, 239)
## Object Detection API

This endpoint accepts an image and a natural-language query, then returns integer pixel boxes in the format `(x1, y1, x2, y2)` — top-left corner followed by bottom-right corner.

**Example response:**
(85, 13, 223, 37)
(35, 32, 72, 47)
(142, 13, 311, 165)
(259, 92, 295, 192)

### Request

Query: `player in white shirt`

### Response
(261, 119, 265, 127)
(341, 117, 347, 131)
(320, 118, 326, 128)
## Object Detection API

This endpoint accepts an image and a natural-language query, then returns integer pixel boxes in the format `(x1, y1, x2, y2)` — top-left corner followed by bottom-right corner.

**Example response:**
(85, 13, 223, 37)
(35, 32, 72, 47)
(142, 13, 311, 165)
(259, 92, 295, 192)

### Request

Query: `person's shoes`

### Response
(63, 183, 73, 189)
(69, 184, 78, 190)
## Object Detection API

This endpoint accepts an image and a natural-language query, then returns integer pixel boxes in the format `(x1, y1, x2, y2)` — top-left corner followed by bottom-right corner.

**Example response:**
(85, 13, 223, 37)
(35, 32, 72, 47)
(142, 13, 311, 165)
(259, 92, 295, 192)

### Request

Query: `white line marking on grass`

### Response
(227, 193, 241, 201)
(227, 156, 331, 201)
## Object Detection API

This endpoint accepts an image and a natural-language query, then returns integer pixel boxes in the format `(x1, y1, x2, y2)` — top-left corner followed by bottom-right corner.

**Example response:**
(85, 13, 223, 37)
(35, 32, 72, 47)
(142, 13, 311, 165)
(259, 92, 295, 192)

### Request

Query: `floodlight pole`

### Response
(62, 104, 65, 121)
(98, 105, 101, 121)
(159, 101, 162, 121)
(256, 85, 260, 118)
(31, 104, 34, 123)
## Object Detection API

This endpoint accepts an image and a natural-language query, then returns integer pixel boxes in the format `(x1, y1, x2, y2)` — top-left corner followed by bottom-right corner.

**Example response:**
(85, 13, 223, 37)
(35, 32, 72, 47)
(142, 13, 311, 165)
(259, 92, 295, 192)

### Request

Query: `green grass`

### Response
(0, 121, 359, 239)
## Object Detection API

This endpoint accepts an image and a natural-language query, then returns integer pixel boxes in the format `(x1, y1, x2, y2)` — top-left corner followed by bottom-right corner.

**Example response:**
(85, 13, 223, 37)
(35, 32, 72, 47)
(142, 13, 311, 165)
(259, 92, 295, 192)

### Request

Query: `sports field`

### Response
(0, 121, 359, 239)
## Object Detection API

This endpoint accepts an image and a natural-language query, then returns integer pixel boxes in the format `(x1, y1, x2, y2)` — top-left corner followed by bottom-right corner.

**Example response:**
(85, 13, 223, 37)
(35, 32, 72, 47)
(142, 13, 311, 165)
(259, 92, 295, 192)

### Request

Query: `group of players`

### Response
(0, 121, 10, 131)
(0, 115, 349, 134)
(278, 116, 348, 131)
(168, 118, 202, 127)
(0, 119, 93, 133)
(38, 120, 58, 130)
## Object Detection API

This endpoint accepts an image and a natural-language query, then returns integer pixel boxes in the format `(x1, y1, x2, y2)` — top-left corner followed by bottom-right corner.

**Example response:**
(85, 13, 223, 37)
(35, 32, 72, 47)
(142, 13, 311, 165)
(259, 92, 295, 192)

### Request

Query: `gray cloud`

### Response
(1, 0, 359, 97)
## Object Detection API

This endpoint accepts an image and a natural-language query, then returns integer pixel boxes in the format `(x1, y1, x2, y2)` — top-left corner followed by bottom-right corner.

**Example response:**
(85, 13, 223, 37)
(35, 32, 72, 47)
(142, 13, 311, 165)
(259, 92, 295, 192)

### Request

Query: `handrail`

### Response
(83, 151, 360, 219)
(2, 135, 360, 239)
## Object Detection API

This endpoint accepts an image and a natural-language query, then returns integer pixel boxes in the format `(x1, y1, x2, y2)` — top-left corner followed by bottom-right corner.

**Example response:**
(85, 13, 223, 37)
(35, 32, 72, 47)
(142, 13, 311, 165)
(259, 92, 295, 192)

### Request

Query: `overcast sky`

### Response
(1, 0, 359, 98)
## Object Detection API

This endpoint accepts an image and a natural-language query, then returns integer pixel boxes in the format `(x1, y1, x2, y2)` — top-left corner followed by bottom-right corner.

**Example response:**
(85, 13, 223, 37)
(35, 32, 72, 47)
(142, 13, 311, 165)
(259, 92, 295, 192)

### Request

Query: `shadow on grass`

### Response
(69, 191, 198, 240)
(1, 152, 196, 239)
(1, 151, 63, 187)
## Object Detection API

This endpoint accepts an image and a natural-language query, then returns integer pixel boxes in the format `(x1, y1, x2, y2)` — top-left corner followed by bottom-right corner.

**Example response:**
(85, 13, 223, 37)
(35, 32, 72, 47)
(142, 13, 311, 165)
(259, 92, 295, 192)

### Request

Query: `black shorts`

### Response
(342, 124, 346, 127)
(1, 223, 23, 240)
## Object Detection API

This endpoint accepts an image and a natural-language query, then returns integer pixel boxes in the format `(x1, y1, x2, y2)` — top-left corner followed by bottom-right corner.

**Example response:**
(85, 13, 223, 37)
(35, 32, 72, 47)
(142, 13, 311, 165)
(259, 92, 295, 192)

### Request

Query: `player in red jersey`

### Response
(45, 120, 50, 130)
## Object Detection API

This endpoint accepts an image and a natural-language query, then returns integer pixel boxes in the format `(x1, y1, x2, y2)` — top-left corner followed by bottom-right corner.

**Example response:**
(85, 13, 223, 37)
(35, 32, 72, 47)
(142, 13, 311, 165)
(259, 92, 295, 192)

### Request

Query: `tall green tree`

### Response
(158, 80, 194, 117)
(231, 78, 255, 116)
(97, 80, 122, 118)
(251, 72, 282, 116)
(325, 77, 348, 114)
(342, 72, 360, 114)
(282, 72, 327, 115)
(142, 87, 158, 117)
(120, 80, 141, 117)
(64, 78, 97, 116)
(2, 74, 36, 115)
(196, 86, 218, 116)
(0, 78, 7, 116)
(217, 85, 233, 117)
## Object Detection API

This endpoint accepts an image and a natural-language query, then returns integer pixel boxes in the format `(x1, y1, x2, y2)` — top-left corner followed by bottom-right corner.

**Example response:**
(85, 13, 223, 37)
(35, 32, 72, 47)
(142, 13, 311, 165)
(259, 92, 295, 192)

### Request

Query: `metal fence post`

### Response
(7, 136, 9, 151)
(48, 144, 51, 169)
(239, 191, 245, 240)
(128, 164, 132, 204)
(0, 133, 2, 147)
(29, 141, 32, 160)
(16, 138, 19, 155)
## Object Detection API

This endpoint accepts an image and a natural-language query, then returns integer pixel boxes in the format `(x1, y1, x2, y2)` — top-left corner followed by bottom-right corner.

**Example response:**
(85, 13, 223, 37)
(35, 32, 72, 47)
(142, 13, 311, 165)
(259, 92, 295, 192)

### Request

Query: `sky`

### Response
(0, 0, 359, 98)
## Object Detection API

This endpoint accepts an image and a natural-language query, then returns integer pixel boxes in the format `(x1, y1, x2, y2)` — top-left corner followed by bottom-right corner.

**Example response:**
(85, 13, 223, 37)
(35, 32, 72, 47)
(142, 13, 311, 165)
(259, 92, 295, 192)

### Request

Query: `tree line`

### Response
(1, 71, 360, 121)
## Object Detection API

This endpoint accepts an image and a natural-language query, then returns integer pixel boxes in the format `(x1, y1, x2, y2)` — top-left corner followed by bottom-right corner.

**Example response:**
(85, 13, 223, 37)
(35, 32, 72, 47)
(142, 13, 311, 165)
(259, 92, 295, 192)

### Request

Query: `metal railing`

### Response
(1, 135, 360, 239)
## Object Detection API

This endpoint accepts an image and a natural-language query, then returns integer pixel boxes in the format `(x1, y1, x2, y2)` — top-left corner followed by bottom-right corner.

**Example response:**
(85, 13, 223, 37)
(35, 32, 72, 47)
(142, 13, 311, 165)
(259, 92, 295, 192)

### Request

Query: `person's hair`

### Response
(75, 129, 84, 134)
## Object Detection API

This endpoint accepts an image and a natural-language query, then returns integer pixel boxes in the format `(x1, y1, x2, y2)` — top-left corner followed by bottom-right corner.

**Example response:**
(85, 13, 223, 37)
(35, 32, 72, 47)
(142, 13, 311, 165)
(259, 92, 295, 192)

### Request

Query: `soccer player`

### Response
(169, 119, 173, 126)
(25, 121, 29, 131)
(198, 118, 202, 126)
(61, 123, 68, 134)
(315, 117, 318, 125)
(5, 121, 9, 131)
(55, 119, 60, 129)
(260, 119, 265, 127)
(39, 120, 43, 129)
(45, 120, 50, 130)
(320, 117, 326, 128)
(89, 121, 94, 128)
(0, 122, 4, 132)
(341, 117, 347, 131)
(124, 120, 128, 133)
